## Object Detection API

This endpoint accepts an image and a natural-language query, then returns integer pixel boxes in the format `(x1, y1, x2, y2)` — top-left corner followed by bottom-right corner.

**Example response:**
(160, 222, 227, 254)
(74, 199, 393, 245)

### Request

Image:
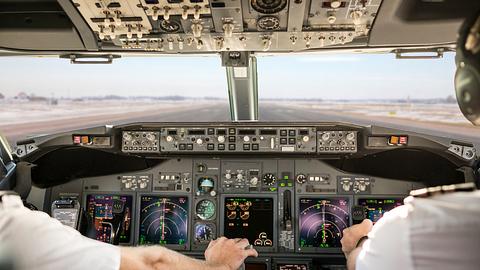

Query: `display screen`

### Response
(224, 197, 274, 247)
(358, 198, 403, 223)
(277, 264, 308, 270)
(139, 196, 189, 246)
(299, 198, 350, 248)
(245, 263, 268, 270)
(86, 194, 132, 244)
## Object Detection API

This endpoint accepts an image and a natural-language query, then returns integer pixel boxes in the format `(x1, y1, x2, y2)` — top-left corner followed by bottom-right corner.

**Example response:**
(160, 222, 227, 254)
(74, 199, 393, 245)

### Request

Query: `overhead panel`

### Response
(71, 0, 383, 53)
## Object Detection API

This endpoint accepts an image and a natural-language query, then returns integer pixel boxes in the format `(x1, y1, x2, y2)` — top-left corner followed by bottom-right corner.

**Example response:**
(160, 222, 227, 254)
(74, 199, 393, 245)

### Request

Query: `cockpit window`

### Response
(0, 52, 478, 145)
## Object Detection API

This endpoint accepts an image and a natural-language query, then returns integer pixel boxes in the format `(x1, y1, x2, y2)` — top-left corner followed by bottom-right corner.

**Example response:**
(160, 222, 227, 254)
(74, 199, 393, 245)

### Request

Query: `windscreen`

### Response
(0, 53, 478, 145)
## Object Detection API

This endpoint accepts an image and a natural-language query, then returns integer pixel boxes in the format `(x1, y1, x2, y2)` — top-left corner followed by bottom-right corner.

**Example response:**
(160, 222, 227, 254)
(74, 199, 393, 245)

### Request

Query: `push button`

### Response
(207, 144, 215, 150)
(288, 130, 296, 136)
(186, 144, 193, 150)
(252, 144, 259, 150)
(243, 144, 250, 150)
(288, 138, 296, 145)
(218, 144, 225, 150)
(280, 138, 287, 144)
(229, 144, 236, 150)
(280, 130, 287, 136)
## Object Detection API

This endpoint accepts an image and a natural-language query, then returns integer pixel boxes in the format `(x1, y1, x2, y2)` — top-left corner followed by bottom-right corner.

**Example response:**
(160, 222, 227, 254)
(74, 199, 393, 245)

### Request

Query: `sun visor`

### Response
(0, 1, 87, 51)
(369, 0, 480, 46)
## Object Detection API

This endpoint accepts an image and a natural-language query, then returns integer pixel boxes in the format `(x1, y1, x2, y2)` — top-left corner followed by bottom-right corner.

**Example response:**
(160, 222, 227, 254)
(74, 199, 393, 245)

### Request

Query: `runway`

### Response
(1, 102, 480, 146)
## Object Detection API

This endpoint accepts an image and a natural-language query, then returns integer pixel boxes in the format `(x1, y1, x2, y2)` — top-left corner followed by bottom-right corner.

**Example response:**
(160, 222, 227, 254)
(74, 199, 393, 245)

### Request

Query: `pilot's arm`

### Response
(0, 193, 257, 270)
(341, 191, 480, 270)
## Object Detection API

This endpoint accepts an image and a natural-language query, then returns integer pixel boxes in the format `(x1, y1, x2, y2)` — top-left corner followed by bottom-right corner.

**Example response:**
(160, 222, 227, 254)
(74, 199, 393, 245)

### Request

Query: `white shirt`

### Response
(0, 193, 121, 270)
(356, 191, 480, 270)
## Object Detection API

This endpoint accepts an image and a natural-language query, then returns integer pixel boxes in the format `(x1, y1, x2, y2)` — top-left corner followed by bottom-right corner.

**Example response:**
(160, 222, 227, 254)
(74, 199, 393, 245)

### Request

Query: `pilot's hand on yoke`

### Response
(340, 219, 373, 257)
(205, 237, 258, 270)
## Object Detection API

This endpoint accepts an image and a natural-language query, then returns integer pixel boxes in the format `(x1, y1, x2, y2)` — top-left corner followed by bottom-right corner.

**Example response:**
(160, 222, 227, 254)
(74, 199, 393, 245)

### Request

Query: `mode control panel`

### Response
(159, 127, 317, 153)
(318, 131, 358, 153)
(122, 131, 160, 153)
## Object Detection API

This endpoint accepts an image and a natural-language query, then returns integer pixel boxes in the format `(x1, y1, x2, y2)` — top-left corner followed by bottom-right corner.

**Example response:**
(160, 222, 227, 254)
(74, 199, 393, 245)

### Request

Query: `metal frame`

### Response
(226, 55, 259, 121)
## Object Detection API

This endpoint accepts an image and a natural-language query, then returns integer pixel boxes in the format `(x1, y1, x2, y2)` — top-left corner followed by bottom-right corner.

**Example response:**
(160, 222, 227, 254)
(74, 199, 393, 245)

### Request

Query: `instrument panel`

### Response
(33, 121, 478, 269)
(48, 154, 419, 269)
(70, 0, 383, 53)
(122, 126, 354, 154)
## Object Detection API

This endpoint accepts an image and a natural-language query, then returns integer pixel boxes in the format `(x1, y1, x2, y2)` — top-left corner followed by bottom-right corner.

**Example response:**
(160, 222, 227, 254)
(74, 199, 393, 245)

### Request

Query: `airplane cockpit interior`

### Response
(0, 0, 480, 270)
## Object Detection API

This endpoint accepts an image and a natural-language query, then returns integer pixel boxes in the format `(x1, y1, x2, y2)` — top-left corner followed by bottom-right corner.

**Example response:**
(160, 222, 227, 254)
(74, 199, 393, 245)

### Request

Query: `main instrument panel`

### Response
(34, 121, 475, 269)
(47, 153, 420, 269)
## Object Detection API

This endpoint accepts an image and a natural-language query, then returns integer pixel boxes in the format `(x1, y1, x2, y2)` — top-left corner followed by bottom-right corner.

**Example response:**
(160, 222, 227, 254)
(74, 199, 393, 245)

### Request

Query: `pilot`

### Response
(0, 191, 258, 270)
(341, 185, 480, 270)
(341, 10, 480, 270)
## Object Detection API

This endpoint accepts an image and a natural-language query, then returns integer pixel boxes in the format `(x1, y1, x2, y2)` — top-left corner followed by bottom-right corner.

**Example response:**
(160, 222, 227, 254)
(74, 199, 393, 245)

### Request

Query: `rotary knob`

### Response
(218, 135, 225, 143)
(243, 136, 250, 142)
(146, 133, 156, 141)
(302, 136, 309, 142)
(296, 174, 307, 184)
(236, 173, 244, 180)
(196, 138, 203, 145)
(225, 173, 232, 180)
(321, 133, 330, 141)
(250, 177, 258, 186)
(342, 181, 352, 192)
(262, 173, 276, 186)
(123, 133, 132, 141)
(346, 132, 355, 141)
(166, 135, 173, 142)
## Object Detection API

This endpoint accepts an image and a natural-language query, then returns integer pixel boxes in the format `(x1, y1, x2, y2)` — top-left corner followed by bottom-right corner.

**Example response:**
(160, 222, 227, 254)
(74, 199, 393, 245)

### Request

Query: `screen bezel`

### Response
(220, 194, 277, 253)
(273, 258, 312, 270)
(83, 192, 136, 246)
(355, 195, 405, 224)
(295, 195, 352, 254)
(136, 193, 191, 251)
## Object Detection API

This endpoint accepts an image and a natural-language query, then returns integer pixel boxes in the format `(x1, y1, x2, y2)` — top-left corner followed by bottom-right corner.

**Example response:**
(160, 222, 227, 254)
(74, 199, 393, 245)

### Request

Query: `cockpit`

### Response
(0, 1, 480, 270)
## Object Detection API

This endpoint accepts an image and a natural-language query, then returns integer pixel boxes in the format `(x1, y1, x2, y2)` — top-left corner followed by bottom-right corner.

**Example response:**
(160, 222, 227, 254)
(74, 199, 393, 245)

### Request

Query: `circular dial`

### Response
(257, 16, 280, 31)
(296, 174, 307, 184)
(262, 173, 276, 186)
(198, 177, 214, 194)
(299, 198, 349, 248)
(196, 199, 216, 220)
(194, 223, 214, 242)
(159, 19, 180, 33)
(251, 0, 287, 14)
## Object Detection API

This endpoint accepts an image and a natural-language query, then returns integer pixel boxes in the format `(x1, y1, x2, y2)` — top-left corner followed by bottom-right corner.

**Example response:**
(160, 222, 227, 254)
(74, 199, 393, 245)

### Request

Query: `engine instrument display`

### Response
(86, 194, 132, 244)
(358, 198, 403, 223)
(224, 197, 274, 247)
(299, 198, 350, 248)
(139, 196, 189, 246)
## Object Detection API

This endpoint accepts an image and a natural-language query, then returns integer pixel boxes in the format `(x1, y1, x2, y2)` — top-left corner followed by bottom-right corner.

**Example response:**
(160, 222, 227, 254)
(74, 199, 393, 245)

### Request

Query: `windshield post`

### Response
(223, 52, 259, 121)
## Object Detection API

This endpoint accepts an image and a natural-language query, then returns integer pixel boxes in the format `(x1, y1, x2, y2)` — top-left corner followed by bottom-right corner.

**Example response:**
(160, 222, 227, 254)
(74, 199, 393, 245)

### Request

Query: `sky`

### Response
(0, 52, 457, 100)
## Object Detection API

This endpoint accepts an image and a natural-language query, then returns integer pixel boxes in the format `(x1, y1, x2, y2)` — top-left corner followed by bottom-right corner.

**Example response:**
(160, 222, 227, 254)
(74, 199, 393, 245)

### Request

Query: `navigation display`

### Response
(224, 197, 274, 247)
(139, 196, 189, 246)
(299, 198, 350, 248)
(358, 198, 403, 223)
(86, 194, 132, 244)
